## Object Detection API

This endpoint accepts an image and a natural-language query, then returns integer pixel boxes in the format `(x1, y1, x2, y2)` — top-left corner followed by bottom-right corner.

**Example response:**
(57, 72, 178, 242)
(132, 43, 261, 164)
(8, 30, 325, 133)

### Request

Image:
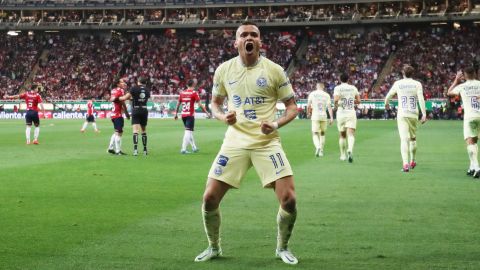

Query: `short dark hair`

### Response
(403, 65, 414, 78)
(31, 84, 39, 90)
(138, 77, 148, 85)
(241, 21, 258, 27)
(340, 73, 349, 83)
(187, 79, 195, 87)
(464, 66, 476, 78)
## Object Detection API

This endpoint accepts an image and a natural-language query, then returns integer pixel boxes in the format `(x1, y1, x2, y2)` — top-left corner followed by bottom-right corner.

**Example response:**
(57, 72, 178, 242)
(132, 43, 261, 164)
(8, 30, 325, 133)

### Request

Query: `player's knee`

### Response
(280, 191, 296, 213)
(203, 192, 220, 210)
(320, 131, 325, 136)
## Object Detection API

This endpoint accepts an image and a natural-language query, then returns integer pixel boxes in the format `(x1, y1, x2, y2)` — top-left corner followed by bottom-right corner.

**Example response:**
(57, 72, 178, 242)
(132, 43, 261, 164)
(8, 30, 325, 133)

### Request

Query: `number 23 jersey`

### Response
(386, 78, 425, 118)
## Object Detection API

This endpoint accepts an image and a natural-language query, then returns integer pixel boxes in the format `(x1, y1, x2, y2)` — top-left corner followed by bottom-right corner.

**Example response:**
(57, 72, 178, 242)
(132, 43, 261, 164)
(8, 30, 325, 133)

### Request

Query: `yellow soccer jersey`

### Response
(385, 78, 426, 118)
(212, 56, 294, 149)
(307, 90, 331, 121)
(451, 80, 480, 120)
(333, 83, 358, 118)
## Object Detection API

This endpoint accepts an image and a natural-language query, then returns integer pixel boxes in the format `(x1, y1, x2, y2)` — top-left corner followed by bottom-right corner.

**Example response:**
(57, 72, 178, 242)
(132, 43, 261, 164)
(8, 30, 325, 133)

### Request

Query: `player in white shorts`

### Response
(194, 22, 299, 265)
(307, 82, 333, 157)
(447, 67, 480, 178)
(333, 73, 360, 163)
(385, 65, 427, 172)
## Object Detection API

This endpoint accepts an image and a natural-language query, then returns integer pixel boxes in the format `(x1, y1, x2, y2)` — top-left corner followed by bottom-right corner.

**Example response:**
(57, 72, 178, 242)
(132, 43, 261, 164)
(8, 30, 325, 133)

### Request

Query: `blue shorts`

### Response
(25, 110, 40, 126)
(111, 117, 124, 133)
(182, 116, 195, 131)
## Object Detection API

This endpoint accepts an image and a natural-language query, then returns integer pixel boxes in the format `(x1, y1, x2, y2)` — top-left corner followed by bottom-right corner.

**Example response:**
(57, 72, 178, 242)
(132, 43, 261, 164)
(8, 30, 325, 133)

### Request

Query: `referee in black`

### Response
(118, 77, 151, 156)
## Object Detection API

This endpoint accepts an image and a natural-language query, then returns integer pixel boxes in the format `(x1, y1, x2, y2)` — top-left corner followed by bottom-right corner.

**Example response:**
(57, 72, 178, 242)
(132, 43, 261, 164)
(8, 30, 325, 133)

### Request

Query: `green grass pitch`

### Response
(0, 118, 479, 270)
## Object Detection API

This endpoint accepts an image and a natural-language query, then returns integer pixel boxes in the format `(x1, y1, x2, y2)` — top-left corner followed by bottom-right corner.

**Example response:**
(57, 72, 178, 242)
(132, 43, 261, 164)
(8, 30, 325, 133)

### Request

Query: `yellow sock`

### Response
(277, 207, 297, 250)
(202, 205, 221, 249)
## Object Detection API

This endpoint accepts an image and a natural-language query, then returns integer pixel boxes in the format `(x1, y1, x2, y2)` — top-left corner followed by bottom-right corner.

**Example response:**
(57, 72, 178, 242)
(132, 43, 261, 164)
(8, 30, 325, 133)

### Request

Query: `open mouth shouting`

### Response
(245, 41, 254, 54)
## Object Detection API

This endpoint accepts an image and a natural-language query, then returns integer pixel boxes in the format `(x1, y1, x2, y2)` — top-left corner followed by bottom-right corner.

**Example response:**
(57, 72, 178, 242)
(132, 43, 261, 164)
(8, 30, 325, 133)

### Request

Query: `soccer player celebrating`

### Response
(333, 73, 360, 162)
(174, 78, 210, 154)
(118, 77, 151, 156)
(80, 98, 99, 133)
(4, 84, 45, 145)
(447, 67, 480, 178)
(107, 79, 130, 155)
(194, 22, 299, 265)
(385, 65, 427, 172)
(307, 82, 333, 157)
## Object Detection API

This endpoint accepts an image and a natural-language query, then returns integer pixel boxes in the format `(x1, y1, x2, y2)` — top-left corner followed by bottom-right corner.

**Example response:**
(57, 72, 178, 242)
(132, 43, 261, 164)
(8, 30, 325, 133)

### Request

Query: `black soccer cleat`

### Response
(116, 151, 127, 156)
(347, 151, 353, 163)
(467, 169, 475, 176)
(107, 149, 115, 154)
(473, 170, 480, 179)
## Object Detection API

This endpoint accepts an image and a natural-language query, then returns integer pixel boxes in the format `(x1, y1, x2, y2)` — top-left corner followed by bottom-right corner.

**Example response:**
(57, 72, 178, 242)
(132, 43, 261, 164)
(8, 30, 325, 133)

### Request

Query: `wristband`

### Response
(272, 121, 279, 130)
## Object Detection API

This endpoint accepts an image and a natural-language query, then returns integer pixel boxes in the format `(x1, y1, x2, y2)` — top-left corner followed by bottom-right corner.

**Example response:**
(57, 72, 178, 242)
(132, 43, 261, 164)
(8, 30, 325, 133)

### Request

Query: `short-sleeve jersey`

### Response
(451, 80, 480, 120)
(333, 83, 359, 118)
(111, 87, 125, 119)
(178, 89, 200, 117)
(307, 90, 331, 121)
(212, 56, 294, 149)
(129, 85, 151, 109)
(385, 78, 425, 118)
(19, 91, 42, 111)
(87, 100, 94, 116)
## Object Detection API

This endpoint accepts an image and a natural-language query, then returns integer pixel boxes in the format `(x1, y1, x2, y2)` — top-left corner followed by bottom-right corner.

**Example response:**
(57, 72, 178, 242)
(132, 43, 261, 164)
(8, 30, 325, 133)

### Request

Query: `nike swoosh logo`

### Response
(228, 80, 238, 85)
(276, 168, 285, 175)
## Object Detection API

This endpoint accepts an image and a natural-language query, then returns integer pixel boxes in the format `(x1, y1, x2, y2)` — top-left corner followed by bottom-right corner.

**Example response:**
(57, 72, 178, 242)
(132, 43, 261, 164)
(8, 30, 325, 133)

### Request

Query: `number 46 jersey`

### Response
(386, 78, 426, 118)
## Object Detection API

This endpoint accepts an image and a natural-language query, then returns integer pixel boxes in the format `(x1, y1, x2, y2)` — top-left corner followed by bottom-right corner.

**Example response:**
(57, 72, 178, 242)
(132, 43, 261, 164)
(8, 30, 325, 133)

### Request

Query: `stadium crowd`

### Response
(0, 24, 479, 103)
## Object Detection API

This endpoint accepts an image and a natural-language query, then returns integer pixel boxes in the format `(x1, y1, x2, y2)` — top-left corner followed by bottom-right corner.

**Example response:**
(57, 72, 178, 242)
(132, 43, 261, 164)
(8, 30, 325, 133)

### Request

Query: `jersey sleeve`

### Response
(194, 92, 200, 102)
(276, 67, 294, 101)
(417, 82, 426, 115)
(451, 84, 462, 95)
(212, 64, 227, 97)
(37, 94, 43, 103)
(385, 82, 398, 102)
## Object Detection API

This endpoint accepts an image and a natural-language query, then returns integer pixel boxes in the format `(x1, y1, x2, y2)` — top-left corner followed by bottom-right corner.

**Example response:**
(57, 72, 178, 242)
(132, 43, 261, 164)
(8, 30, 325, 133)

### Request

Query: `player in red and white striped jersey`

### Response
(4, 84, 45, 145)
(174, 79, 210, 154)
(80, 99, 99, 133)
(107, 79, 130, 155)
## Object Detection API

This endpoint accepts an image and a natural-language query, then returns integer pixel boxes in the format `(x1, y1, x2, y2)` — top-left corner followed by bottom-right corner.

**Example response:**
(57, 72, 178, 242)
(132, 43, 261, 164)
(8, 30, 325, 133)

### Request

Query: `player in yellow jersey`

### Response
(333, 73, 360, 163)
(447, 67, 480, 178)
(307, 82, 333, 157)
(385, 65, 427, 172)
(194, 22, 299, 265)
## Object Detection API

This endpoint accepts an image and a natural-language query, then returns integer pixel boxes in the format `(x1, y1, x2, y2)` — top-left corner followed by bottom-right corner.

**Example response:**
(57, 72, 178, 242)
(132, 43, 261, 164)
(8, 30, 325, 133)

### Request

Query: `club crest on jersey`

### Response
(233, 95, 242, 108)
(244, 110, 257, 120)
(214, 166, 223, 176)
(217, 155, 229, 166)
(256, 77, 267, 87)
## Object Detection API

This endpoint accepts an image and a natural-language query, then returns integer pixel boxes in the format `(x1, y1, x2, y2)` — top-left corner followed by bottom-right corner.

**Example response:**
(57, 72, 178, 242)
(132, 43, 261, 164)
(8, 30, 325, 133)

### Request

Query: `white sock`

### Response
(202, 205, 221, 249)
(26, 126, 31, 143)
(189, 130, 197, 150)
(339, 137, 346, 157)
(409, 140, 417, 162)
(34, 127, 40, 140)
(277, 207, 297, 250)
(312, 133, 320, 149)
(181, 131, 189, 151)
(81, 122, 88, 130)
(400, 138, 409, 166)
(109, 134, 116, 150)
(347, 134, 355, 153)
(320, 135, 325, 150)
(115, 134, 122, 153)
(92, 123, 98, 131)
(467, 144, 479, 170)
